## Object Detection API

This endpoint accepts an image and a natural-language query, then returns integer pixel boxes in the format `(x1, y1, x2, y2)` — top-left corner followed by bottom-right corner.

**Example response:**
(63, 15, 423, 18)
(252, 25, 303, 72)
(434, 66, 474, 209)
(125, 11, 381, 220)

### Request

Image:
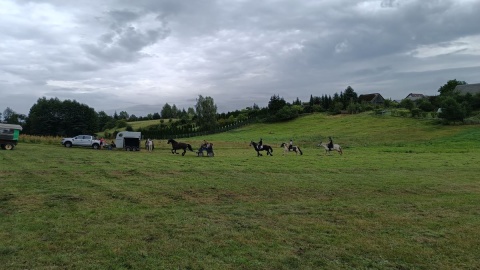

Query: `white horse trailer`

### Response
(115, 131, 141, 151)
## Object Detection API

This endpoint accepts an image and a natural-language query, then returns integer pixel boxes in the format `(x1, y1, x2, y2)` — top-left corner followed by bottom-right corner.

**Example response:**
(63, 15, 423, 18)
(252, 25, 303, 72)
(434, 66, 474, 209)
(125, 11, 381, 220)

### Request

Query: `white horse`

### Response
(280, 142, 303, 156)
(318, 142, 343, 155)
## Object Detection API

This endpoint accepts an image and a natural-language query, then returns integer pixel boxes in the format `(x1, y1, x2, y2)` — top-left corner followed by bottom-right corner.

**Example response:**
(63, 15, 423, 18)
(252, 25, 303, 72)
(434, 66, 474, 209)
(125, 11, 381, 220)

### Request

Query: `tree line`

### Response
(2, 80, 479, 137)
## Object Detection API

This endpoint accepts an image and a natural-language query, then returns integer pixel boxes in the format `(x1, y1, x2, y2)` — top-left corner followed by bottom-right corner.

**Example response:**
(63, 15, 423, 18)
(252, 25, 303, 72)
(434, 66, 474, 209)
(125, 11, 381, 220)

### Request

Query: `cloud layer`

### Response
(1, 0, 480, 116)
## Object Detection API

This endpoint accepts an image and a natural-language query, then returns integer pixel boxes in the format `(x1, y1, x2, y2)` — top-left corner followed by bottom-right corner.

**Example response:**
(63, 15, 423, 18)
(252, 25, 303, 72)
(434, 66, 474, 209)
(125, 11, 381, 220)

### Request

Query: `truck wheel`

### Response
(4, 144, 14, 150)
(65, 142, 72, 148)
(92, 144, 100, 150)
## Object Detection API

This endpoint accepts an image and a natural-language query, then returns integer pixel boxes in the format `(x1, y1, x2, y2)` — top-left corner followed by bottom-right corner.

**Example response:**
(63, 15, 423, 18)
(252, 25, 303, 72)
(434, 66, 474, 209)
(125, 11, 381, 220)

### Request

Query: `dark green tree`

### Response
(195, 95, 218, 131)
(161, 103, 173, 119)
(2, 107, 23, 124)
(293, 97, 302, 105)
(400, 99, 415, 111)
(268, 94, 286, 114)
(439, 97, 467, 123)
(171, 104, 179, 118)
(97, 111, 113, 131)
(416, 99, 435, 112)
(118, 111, 129, 120)
(275, 106, 299, 121)
(128, 114, 138, 121)
(26, 97, 98, 136)
(342, 86, 358, 107)
(438, 79, 466, 96)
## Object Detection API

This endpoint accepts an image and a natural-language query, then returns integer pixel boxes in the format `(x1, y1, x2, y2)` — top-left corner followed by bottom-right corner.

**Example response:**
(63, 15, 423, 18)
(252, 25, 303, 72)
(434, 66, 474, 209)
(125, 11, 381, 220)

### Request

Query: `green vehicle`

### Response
(0, 123, 23, 150)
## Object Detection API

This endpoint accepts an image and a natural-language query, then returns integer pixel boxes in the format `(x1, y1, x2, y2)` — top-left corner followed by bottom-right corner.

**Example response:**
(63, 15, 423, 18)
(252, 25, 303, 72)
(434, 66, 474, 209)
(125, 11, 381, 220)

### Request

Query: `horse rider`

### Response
(289, 139, 293, 151)
(200, 140, 209, 152)
(258, 138, 263, 150)
(328, 136, 334, 151)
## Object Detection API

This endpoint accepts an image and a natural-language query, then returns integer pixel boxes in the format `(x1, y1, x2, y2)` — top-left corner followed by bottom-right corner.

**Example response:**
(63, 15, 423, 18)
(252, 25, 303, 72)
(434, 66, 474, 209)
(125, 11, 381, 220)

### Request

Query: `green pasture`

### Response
(1, 113, 479, 269)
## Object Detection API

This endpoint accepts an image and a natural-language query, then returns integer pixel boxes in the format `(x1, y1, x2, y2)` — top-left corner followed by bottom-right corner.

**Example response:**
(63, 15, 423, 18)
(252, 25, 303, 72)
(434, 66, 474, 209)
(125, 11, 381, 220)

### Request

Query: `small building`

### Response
(358, 93, 385, 105)
(405, 93, 426, 101)
(454, 83, 480, 95)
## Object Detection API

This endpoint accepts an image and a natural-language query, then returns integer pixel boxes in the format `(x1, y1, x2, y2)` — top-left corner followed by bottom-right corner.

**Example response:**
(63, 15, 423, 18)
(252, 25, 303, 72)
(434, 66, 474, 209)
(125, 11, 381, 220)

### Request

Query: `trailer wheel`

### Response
(125, 147, 131, 151)
(0, 144, 5, 150)
(4, 144, 14, 150)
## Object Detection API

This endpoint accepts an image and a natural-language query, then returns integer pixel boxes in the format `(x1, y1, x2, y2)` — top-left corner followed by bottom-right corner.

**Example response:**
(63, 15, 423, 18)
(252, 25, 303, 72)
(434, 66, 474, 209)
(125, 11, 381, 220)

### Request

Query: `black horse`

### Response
(250, 141, 273, 157)
(167, 139, 194, 156)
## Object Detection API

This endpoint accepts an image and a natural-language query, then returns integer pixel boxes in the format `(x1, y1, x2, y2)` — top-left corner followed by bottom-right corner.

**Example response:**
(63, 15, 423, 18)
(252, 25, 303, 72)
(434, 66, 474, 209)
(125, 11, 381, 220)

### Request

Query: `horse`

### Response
(318, 141, 343, 155)
(280, 142, 303, 156)
(167, 139, 194, 156)
(249, 141, 273, 157)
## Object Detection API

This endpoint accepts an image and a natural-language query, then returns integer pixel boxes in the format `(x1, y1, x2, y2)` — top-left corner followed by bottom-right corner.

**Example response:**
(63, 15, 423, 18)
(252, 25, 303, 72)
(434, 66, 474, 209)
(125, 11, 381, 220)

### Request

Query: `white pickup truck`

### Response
(61, 135, 101, 149)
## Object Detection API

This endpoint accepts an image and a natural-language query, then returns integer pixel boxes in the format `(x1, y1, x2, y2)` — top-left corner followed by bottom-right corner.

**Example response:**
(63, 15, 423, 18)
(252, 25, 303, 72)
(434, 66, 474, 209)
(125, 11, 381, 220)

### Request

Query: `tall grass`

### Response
(18, 134, 63, 145)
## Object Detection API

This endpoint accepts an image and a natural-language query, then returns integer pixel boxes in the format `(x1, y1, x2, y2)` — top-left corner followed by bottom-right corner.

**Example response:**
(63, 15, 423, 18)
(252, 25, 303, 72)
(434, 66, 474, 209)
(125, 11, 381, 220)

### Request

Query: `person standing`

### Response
(100, 137, 106, 149)
(147, 138, 153, 152)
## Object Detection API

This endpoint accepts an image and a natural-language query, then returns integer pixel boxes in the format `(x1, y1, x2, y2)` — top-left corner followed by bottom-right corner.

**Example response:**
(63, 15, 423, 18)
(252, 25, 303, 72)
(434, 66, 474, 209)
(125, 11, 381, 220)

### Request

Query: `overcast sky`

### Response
(1, 0, 480, 116)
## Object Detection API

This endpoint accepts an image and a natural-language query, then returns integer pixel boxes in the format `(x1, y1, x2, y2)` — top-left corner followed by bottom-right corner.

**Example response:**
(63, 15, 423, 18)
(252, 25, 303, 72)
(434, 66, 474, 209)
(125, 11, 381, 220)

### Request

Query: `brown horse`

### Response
(167, 139, 194, 156)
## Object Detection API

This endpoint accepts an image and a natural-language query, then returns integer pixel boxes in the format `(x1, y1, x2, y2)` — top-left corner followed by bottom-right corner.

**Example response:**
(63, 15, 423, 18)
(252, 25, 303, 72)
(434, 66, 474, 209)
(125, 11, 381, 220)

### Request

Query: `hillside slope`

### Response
(201, 113, 479, 148)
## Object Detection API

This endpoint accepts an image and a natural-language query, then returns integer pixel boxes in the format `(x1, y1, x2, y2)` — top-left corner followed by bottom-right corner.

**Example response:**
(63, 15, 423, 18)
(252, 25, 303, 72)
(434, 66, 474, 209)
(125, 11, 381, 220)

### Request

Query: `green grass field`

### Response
(1, 113, 479, 269)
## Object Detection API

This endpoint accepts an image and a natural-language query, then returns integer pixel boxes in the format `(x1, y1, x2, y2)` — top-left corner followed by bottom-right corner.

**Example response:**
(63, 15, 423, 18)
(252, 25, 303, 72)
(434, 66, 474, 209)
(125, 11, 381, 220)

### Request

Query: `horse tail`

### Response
(339, 146, 343, 155)
(298, 147, 303, 155)
(187, 144, 193, 152)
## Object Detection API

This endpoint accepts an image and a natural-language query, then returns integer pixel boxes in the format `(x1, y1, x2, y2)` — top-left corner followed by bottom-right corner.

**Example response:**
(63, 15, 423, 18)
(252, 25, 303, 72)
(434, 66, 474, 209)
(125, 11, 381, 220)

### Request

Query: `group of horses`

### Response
(167, 138, 342, 157)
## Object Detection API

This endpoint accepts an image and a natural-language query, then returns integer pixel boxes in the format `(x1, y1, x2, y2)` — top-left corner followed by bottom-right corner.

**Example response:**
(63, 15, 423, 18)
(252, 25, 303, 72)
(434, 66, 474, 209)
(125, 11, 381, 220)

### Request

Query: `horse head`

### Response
(167, 138, 175, 144)
(280, 143, 286, 147)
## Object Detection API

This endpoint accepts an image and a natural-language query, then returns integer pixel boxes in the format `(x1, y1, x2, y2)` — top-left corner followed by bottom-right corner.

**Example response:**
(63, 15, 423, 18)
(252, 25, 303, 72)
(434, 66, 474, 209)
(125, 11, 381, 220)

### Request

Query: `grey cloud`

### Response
(107, 10, 142, 24)
(82, 10, 171, 63)
(2, 0, 480, 116)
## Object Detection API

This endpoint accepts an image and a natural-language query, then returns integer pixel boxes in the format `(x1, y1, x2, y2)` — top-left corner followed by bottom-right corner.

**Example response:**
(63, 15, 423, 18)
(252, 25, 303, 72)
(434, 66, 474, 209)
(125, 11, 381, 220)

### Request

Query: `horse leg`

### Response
(182, 149, 186, 156)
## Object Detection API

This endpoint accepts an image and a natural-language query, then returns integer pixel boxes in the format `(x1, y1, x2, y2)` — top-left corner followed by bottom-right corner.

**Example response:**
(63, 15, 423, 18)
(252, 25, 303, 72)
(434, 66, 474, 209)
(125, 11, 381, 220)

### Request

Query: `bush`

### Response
(439, 97, 467, 123)
(116, 120, 128, 128)
(411, 108, 422, 118)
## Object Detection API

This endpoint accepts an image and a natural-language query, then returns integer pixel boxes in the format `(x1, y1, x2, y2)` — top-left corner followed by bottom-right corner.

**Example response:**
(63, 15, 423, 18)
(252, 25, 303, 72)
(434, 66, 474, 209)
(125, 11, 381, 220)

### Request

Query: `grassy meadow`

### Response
(1, 113, 479, 269)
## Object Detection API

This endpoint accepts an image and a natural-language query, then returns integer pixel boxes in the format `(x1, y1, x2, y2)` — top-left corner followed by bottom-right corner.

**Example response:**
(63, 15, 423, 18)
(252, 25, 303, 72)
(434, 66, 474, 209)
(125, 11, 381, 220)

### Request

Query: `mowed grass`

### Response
(1, 113, 479, 269)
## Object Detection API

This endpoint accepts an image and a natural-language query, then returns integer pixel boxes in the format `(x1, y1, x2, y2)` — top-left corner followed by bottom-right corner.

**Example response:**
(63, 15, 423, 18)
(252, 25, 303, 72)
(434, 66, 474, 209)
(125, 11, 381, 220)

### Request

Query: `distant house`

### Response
(405, 93, 426, 101)
(454, 83, 480, 95)
(358, 93, 385, 105)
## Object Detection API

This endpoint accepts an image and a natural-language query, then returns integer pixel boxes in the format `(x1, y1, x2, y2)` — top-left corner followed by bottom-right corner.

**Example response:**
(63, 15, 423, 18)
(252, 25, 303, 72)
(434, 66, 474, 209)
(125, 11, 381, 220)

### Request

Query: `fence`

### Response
(140, 118, 256, 139)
